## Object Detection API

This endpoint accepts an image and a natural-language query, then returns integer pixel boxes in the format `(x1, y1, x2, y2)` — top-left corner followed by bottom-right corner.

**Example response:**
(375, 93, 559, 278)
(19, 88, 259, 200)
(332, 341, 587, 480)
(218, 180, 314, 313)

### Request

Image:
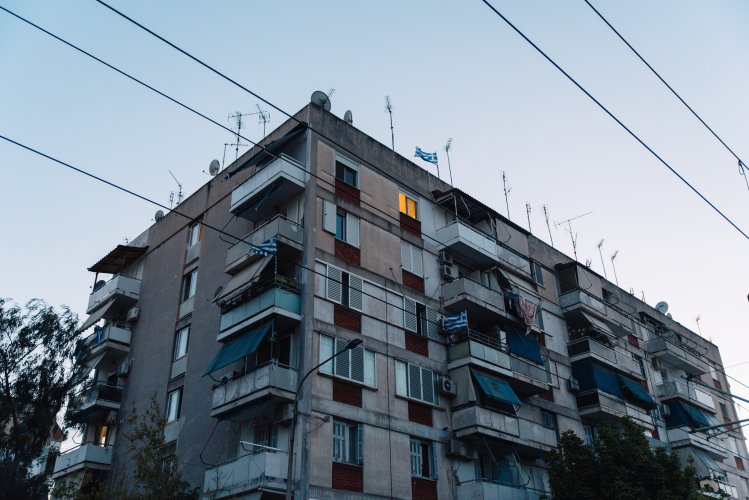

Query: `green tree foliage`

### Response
(0, 298, 83, 500)
(547, 418, 703, 500)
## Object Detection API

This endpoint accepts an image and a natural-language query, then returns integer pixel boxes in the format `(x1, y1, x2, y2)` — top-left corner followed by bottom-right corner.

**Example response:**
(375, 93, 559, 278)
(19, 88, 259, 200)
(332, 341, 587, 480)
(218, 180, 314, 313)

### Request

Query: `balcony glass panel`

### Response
(87, 274, 141, 313)
(203, 450, 287, 497)
(212, 363, 297, 411)
(457, 481, 550, 500)
(230, 155, 305, 216)
(52, 444, 112, 476)
(219, 283, 301, 335)
(657, 380, 715, 411)
(436, 220, 497, 267)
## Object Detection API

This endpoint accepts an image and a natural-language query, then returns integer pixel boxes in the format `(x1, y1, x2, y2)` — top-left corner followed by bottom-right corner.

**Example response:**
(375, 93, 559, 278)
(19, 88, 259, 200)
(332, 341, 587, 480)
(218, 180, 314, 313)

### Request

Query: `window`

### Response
(541, 410, 557, 430)
(477, 455, 521, 485)
(720, 401, 730, 420)
(403, 298, 440, 339)
(332, 420, 363, 465)
(326, 265, 363, 311)
(557, 265, 578, 293)
(254, 423, 278, 450)
(95, 425, 109, 447)
(181, 269, 198, 302)
(335, 157, 358, 188)
(395, 360, 437, 405)
(583, 424, 598, 445)
(530, 261, 544, 287)
(399, 192, 418, 219)
(323, 200, 360, 247)
(534, 308, 544, 329)
(173, 327, 189, 360)
(400, 240, 424, 276)
(187, 222, 202, 247)
(410, 438, 438, 479)
(166, 389, 182, 423)
(319, 334, 376, 387)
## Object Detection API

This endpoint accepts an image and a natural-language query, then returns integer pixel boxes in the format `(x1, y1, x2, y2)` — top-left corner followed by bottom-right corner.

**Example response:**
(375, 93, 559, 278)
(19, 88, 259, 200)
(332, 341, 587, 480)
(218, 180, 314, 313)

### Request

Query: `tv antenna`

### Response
(253, 104, 270, 137)
(610, 250, 620, 286)
(228, 111, 250, 161)
(525, 203, 532, 233)
(444, 138, 454, 185)
(543, 205, 554, 246)
(695, 315, 703, 336)
(585, 258, 592, 268)
(168, 170, 183, 208)
(597, 239, 608, 279)
(385, 96, 395, 150)
(502, 172, 512, 219)
(555, 211, 592, 261)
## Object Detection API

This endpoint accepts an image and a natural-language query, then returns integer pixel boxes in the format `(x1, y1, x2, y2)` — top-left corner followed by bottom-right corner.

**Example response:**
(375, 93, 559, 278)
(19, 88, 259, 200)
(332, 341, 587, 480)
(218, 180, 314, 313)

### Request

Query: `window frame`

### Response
(181, 269, 198, 302)
(395, 360, 438, 406)
(530, 260, 544, 287)
(399, 191, 418, 220)
(335, 155, 359, 188)
(187, 222, 202, 247)
(410, 438, 438, 480)
(166, 388, 182, 423)
(332, 419, 363, 466)
(319, 334, 376, 387)
(325, 264, 363, 311)
(173, 327, 189, 361)
(400, 240, 424, 277)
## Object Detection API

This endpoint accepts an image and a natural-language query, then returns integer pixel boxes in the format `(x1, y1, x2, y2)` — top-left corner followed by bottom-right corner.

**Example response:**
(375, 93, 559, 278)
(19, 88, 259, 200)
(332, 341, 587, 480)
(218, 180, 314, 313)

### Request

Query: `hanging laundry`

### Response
(513, 296, 537, 333)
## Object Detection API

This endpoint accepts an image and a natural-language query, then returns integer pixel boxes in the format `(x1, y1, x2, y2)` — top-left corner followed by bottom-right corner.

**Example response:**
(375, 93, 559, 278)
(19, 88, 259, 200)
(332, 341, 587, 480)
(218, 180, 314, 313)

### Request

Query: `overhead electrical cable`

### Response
(583, 0, 749, 190)
(477, 0, 748, 241)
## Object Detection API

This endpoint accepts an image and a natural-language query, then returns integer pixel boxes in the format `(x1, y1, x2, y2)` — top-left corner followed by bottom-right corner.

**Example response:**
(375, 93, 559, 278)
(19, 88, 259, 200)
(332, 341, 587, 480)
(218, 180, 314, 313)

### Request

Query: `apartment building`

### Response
(52, 99, 749, 499)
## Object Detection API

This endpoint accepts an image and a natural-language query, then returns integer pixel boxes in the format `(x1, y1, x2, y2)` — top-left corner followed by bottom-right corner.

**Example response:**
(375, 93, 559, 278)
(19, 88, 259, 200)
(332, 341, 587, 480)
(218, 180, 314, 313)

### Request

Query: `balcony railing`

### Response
(87, 274, 141, 314)
(436, 220, 498, 267)
(448, 334, 512, 375)
(218, 278, 301, 340)
(657, 380, 715, 411)
(69, 383, 123, 418)
(52, 444, 112, 477)
(568, 337, 643, 378)
(666, 427, 726, 459)
(457, 481, 550, 500)
(577, 389, 653, 428)
(442, 277, 505, 320)
(509, 354, 550, 386)
(211, 363, 297, 416)
(230, 154, 306, 217)
(645, 337, 707, 376)
(452, 406, 557, 452)
(203, 450, 287, 498)
(559, 288, 607, 317)
(81, 323, 132, 351)
(226, 216, 303, 273)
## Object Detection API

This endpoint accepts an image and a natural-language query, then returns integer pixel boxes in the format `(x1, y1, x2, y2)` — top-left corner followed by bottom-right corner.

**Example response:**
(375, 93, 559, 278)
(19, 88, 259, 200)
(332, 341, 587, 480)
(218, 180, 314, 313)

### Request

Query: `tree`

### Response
(547, 418, 703, 500)
(0, 298, 83, 500)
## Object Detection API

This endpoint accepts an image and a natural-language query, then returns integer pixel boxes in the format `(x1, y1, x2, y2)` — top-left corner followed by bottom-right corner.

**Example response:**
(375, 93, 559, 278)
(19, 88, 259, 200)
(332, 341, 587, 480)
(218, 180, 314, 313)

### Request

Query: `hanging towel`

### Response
(514, 296, 537, 333)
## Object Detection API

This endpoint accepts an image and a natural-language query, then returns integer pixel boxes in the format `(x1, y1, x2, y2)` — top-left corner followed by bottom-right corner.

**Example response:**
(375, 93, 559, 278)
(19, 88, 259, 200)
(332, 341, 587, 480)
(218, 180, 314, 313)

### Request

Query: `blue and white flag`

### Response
(415, 147, 438, 165)
(443, 310, 468, 331)
(251, 237, 277, 256)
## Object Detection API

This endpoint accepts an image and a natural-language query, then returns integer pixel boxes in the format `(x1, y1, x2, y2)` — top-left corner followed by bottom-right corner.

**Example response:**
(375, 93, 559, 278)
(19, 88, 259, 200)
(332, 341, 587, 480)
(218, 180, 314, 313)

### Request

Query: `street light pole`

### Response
(285, 337, 363, 500)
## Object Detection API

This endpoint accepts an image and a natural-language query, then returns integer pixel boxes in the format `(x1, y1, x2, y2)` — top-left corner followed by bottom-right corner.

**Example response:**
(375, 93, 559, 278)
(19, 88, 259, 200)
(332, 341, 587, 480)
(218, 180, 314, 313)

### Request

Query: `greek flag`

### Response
(414, 147, 438, 165)
(251, 237, 277, 256)
(443, 311, 468, 331)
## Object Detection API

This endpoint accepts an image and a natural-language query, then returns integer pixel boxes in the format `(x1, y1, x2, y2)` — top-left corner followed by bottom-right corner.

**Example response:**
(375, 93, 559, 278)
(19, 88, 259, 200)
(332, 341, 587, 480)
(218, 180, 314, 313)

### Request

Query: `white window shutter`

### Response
(395, 361, 408, 397)
(348, 274, 363, 311)
(326, 265, 342, 303)
(319, 334, 334, 374)
(350, 346, 364, 382)
(323, 199, 336, 233)
(400, 240, 412, 273)
(346, 213, 360, 248)
(364, 350, 376, 387)
(408, 364, 422, 401)
(335, 338, 350, 378)
(421, 368, 435, 404)
(426, 307, 441, 340)
(403, 297, 418, 333)
(412, 247, 423, 276)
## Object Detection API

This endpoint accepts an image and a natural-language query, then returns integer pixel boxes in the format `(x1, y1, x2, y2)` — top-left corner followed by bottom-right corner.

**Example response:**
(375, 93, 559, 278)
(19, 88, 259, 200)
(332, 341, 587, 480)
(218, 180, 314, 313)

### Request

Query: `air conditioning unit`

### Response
(440, 264, 455, 281)
(567, 377, 580, 393)
(438, 250, 453, 265)
(447, 439, 473, 459)
(438, 377, 457, 397)
(117, 360, 130, 377)
(126, 307, 140, 323)
(277, 403, 294, 423)
(660, 403, 671, 417)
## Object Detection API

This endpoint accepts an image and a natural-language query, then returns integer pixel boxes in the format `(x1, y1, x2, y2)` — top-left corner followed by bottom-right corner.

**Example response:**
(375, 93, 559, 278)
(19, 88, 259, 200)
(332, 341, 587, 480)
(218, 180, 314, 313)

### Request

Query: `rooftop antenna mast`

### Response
(610, 250, 620, 286)
(228, 111, 250, 161)
(385, 96, 395, 150)
(444, 138, 454, 185)
(255, 104, 270, 137)
(597, 239, 608, 279)
(502, 172, 512, 219)
(525, 203, 532, 233)
(554, 211, 592, 261)
(696, 315, 703, 336)
(168, 170, 183, 208)
(543, 205, 554, 247)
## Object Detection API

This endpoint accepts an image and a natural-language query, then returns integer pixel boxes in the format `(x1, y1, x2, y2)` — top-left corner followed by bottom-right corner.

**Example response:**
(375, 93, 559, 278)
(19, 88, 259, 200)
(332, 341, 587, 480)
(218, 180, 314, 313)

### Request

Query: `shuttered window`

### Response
(319, 334, 376, 387)
(333, 420, 363, 465)
(322, 199, 360, 248)
(400, 240, 423, 276)
(325, 264, 363, 311)
(395, 360, 437, 405)
(403, 297, 441, 339)
(410, 438, 438, 479)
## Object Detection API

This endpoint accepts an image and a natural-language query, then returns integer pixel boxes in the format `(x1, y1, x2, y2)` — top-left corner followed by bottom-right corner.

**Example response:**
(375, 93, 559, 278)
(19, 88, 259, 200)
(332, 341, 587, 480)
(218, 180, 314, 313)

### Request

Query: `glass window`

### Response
(399, 192, 418, 219)
(96, 425, 109, 447)
(410, 438, 437, 479)
(318, 334, 376, 387)
(182, 269, 198, 302)
(557, 265, 578, 293)
(332, 420, 363, 465)
(166, 389, 182, 423)
(187, 222, 202, 246)
(541, 410, 556, 430)
(395, 360, 437, 405)
(720, 401, 730, 420)
(336, 161, 358, 188)
(173, 327, 189, 360)
(531, 261, 544, 286)
(335, 212, 346, 241)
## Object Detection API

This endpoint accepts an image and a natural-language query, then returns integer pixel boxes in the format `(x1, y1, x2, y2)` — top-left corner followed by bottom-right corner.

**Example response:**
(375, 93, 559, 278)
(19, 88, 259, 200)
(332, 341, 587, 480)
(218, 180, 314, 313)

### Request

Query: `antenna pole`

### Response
(169, 170, 183, 205)
(555, 211, 592, 262)
(610, 251, 620, 286)
(696, 315, 703, 336)
(502, 171, 511, 219)
(256, 104, 270, 137)
(597, 239, 607, 279)
(525, 202, 532, 233)
(385, 96, 394, 150)
(444, 138, 454, 185)
(543, 205, 554, 246)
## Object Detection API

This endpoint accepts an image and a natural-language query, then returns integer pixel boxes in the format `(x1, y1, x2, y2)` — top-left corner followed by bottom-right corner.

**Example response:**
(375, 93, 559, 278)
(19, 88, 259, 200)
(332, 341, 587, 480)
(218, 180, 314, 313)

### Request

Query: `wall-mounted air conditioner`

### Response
(438, 377, 457, 397)
(567, 377, 580, 393)
(438, 249, 453, 264)
(440, 264, 455, 281)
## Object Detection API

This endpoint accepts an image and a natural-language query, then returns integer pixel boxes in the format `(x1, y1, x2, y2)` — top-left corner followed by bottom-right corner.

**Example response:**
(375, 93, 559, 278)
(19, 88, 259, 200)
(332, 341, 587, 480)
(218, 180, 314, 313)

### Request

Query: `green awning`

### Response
(203, 323, 272, 375)
(471, 369, 521, 406)
(618, 375, 657, 409)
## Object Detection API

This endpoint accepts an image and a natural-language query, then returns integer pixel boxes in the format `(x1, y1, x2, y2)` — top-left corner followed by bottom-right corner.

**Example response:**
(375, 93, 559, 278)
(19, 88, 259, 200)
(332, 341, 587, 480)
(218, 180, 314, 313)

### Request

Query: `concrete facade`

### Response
(58, 102, 749, 499)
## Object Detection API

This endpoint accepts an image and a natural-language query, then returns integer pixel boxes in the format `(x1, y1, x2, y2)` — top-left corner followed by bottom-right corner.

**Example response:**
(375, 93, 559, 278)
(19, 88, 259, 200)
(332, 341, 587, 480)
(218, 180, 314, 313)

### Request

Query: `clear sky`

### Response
(1, 1, 748, 416)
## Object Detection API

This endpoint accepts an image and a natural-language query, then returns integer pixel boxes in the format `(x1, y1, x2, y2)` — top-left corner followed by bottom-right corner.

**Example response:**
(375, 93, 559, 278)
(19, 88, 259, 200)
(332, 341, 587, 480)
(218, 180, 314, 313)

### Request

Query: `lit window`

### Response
(166, 389, 182, 423)
(173, 327, 189, 360)
(399, 192, 418, 219)
(187, 222, 202, 247)
(410, 438, 438, 479)
(332, 420, 363, 465)
(182, 269, 198, 302)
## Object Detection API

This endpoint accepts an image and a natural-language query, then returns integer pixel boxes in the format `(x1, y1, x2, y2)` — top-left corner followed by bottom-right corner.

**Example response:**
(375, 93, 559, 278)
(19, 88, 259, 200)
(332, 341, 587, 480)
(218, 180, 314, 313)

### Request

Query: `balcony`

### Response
(218, 279, 301, 341)
(452, 405, 557, 456)
(79, 324, 131, 365)
(559, 289, 608, 318)
(230, 154, 306, 221)
(87, 274, 141, 314)
(211, 363, 297, 420)
(448, 333, 512, 376)
(442, 277, 505, 322)
(657, 380, 715, 412)
(203, 450, 287, 499)
(646, 338, 707, 376)
(68, 383, 122, 421)
(666, 427, 726, 459)
(51, 444, 112, 478)
(225, 216, 303, 274)
(576, 389, 654, 429)
(568, 337, 643, 379)
(457, 481, 550, 500)
(436, 220, 497, 267)
(509, 354, 551, 396)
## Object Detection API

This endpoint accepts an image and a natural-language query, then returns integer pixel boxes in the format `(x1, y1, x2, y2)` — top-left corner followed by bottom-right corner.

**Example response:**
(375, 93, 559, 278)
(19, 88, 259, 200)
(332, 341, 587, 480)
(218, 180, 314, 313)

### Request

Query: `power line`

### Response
(583, 0, 749, 190)
(478, 0, 749, 241)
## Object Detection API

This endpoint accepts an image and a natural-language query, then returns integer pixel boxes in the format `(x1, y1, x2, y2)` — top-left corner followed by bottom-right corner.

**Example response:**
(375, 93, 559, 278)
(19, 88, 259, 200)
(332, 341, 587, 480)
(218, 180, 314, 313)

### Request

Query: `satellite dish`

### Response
(655, 301, 669, 314)
(154, 210, 165, 221)
(311, 90, 331, 111)
(344, 110, 353, 124)
(209, 159, 220, 176)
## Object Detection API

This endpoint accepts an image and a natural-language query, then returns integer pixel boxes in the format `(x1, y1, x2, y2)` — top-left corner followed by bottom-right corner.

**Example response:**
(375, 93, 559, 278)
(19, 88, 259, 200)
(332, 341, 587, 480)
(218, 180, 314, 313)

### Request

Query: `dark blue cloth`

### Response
(505, 322, 543, 364)
(204, 323, 272, 375)
(664, 400, 720, 429)
(618, 375, 657, 409)
(472, 369, 521, 406)
(572, 358, 623, 397)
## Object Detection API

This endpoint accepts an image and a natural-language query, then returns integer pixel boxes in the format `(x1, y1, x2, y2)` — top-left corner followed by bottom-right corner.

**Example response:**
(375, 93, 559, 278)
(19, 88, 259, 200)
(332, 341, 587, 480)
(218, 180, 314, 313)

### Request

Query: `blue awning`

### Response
(664, 400, 720, 429)
(203, 323, 272, 375)
(618, 375, 657, 409)
(505, 322, 543, 364)
(572, 358, 623, 397)
(472, 369, 521, 406)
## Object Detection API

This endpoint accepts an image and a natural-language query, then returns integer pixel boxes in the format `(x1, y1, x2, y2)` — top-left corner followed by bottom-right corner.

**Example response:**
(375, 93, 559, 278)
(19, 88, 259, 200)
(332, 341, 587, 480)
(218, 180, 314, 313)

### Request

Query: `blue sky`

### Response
(1, 1, 748, 412)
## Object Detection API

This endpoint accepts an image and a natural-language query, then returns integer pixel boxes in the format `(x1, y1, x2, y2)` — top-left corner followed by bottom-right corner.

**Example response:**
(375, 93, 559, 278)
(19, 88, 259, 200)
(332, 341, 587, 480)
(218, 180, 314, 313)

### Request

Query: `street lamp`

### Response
(285, 337, 363, 500)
